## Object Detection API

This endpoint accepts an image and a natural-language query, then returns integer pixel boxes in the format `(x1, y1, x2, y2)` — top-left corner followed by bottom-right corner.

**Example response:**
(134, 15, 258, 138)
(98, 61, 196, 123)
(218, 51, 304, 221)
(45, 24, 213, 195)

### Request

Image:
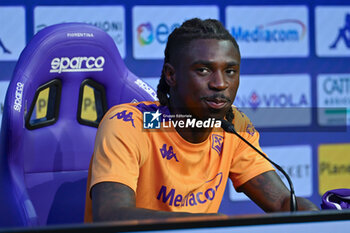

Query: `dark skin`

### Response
(165, 39, 240, 143)
(92, 39, 318, 222)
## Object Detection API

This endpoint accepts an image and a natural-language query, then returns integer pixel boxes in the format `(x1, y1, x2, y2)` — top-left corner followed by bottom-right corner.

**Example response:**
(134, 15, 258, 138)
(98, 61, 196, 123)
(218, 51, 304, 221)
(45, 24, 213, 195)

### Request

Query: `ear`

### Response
(163, 63, 176, 87)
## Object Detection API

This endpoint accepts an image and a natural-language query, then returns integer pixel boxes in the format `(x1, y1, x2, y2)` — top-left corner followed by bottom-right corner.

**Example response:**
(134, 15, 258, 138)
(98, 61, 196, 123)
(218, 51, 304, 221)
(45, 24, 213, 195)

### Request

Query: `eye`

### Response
(225, 69, 236, 76)
(196, 67, 210, 75)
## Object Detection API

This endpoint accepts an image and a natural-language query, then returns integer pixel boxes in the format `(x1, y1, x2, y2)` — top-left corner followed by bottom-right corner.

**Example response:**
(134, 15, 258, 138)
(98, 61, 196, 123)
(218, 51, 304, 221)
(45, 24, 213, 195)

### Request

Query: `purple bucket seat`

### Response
(0, 23, 156, 227)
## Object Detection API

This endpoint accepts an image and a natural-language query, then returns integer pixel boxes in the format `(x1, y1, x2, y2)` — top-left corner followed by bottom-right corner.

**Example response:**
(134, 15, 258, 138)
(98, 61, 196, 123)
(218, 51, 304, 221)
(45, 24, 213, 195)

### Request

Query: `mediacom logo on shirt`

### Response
(143, 110, 222, 129)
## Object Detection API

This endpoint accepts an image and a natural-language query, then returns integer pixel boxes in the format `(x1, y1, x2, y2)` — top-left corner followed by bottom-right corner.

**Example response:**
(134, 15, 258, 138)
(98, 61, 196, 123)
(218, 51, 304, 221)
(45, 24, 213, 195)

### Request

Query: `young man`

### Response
(85, 18, 318, 222)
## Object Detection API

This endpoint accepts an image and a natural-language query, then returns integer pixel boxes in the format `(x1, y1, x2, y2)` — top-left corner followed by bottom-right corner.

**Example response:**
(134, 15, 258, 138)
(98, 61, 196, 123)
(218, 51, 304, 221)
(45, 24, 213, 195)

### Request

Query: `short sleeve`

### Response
(89, 105, 148, 193)
(229, 108, 274, 189)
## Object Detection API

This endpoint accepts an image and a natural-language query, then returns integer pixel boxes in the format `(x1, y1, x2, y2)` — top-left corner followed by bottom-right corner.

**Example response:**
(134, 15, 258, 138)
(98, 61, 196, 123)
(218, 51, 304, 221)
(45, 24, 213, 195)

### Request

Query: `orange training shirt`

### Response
(84, 101, 274, 222)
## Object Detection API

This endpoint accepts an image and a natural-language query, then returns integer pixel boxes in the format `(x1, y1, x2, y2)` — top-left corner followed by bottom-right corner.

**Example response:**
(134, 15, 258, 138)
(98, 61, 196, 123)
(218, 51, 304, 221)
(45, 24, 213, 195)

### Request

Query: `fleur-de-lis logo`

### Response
(246, 123, 256, 136)
(212, 134, 223, 155)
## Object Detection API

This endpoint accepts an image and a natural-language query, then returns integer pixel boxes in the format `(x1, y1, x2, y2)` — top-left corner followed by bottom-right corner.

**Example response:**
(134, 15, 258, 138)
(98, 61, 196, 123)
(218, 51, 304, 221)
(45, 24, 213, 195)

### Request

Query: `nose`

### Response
(208, 71, 228, 91)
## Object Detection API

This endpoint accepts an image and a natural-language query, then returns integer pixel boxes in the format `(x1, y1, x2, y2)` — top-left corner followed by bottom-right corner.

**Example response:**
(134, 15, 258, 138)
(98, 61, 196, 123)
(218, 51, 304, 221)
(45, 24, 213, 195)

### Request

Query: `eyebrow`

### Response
(191, 60, 240, 67)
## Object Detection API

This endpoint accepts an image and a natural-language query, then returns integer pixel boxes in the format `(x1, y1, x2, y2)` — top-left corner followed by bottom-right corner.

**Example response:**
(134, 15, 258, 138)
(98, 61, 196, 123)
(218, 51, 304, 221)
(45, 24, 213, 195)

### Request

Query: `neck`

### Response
(175, 125, 213, 143)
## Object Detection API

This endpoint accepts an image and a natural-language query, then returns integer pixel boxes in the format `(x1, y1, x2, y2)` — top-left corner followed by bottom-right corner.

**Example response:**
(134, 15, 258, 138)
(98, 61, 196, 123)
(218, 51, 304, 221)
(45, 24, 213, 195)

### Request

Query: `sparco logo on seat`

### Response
(49, 56, 105, 73)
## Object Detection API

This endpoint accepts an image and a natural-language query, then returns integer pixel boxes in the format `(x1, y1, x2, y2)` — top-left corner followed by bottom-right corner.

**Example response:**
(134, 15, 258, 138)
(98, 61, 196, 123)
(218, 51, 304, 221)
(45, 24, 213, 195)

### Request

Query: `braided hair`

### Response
(156, 18, 240, 123)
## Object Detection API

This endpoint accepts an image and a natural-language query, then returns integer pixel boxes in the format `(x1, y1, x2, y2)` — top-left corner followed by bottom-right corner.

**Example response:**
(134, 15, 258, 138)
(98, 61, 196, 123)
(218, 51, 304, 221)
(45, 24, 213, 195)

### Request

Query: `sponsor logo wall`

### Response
(226, 6, 309, 58)
(234, 74, 311, 127)
(316, 6, 350, 57)
(132, 5, 219, 59)
(34, 6, 126, 58)
(0, 7, 26, 61)
(229, 145, 313, 201)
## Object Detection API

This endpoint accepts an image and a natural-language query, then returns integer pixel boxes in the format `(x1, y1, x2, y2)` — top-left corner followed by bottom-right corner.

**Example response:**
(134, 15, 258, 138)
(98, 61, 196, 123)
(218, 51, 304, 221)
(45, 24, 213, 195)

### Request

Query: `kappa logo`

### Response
(329, 13, 350, 49)
(110, 110, 135, 128)
(160, 144, 179, 162)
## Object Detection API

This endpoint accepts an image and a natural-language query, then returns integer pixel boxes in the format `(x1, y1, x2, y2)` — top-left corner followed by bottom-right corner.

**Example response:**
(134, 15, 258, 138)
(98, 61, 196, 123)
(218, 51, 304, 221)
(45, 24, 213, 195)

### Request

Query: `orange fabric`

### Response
(84, 101, 274, 222)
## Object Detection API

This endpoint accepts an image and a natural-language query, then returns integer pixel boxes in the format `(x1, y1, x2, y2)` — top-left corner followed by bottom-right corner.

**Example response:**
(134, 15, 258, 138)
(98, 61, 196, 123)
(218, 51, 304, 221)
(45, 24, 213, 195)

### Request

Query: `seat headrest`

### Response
(7, 22, 157, 130)
(13, 22, 128, 94)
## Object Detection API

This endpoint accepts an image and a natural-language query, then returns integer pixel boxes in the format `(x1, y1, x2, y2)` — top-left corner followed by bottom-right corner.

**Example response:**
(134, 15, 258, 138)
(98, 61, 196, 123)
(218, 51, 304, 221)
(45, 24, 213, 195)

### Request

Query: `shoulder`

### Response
(95, 102, 162, 156)
(231, 105, 257, 137)
(99, 100, 170, 130)
(103, 101, 163, 121)
(107, 100, 161, 114)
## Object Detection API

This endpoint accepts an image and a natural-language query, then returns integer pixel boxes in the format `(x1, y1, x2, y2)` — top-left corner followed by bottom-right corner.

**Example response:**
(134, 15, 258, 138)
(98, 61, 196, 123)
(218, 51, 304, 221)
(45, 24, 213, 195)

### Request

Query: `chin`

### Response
(199, 110, 226, 121)
(210, 107, 230, 118)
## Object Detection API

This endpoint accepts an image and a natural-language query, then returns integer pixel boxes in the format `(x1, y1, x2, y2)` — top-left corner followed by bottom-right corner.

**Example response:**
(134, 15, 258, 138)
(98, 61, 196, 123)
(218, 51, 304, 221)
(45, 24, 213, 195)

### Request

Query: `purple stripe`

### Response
(133, 103, 171, 122)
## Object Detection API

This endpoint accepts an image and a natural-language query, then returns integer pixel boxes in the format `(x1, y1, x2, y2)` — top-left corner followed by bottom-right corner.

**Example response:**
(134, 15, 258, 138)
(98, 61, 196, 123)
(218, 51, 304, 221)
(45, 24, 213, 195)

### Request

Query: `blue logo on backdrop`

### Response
(137, 22, 180, 45)
(249, 92, 261, 110)
(143, 110, 161, 129)
(329, 13, 350, 49)
(235, 91, 308, 110)
(231, 19, 306, 43)
(0, 38, 11, 54)
(37, 21, 123, 33)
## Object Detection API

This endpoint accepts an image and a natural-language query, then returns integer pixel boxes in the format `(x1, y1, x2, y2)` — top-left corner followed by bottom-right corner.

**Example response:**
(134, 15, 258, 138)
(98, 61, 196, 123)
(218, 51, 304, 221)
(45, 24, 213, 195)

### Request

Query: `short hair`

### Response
(156, 18, 239, 122)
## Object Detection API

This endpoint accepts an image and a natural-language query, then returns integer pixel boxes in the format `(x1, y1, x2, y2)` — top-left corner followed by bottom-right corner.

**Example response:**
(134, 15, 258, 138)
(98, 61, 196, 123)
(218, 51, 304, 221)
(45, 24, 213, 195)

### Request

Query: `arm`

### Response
(237, 170, 319, 212)
(91, 181, 223, 222)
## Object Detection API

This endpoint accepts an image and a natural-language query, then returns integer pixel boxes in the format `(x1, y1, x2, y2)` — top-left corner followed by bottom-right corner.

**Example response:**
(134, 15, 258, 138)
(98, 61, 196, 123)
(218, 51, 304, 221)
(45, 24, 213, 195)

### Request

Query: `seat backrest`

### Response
(0, 23, 157, 227)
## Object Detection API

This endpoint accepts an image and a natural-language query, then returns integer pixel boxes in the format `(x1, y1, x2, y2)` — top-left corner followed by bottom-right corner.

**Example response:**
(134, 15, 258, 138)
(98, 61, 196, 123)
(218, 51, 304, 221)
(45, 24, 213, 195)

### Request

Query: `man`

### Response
(84, 18, 318, 222)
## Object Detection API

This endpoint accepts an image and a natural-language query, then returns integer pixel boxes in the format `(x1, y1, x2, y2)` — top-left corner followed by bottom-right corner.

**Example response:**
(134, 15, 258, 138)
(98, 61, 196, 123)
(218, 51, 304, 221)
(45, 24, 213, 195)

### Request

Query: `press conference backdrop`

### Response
(0, 0, 349, 215)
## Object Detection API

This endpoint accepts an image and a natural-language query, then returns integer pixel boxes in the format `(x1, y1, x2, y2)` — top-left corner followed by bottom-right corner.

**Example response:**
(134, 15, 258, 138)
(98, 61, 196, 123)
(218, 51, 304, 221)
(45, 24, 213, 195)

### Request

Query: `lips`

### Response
(204, 98, 228, 110)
